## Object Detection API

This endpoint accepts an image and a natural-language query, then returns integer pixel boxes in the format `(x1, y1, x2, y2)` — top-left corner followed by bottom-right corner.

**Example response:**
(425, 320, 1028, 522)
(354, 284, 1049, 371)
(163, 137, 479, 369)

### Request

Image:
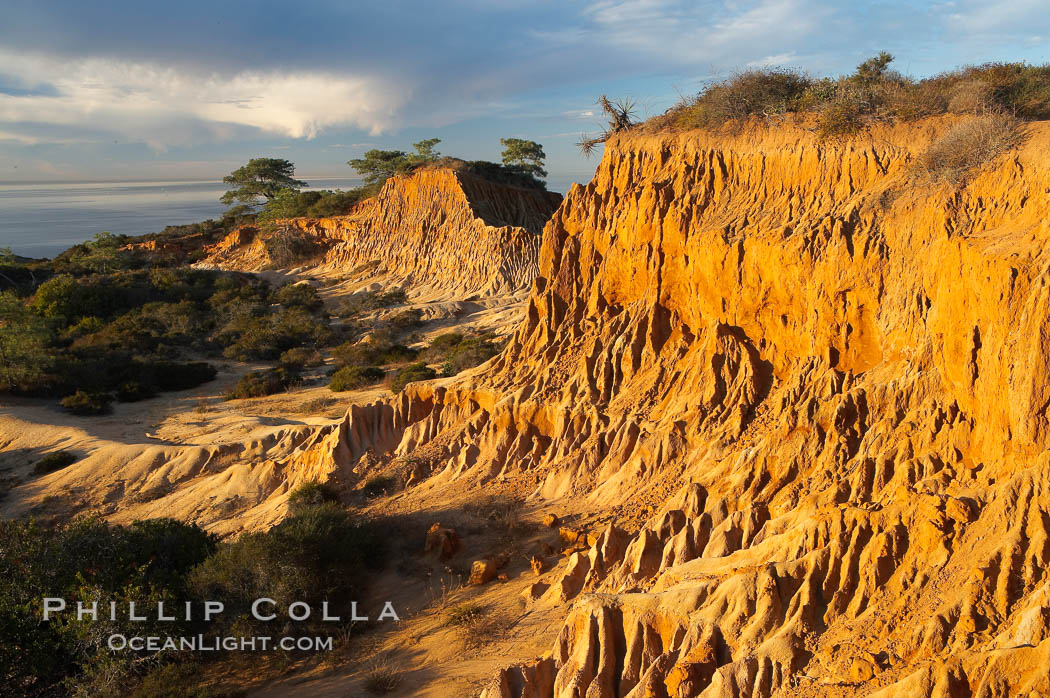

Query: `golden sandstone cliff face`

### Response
(305, 120, 1050, 696)
(291, 169, 561, 298)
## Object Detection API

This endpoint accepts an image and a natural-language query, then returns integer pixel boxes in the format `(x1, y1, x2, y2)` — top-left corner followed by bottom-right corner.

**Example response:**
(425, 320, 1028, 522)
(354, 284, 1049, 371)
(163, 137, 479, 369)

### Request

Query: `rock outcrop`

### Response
(301, 118, 1050, 696)
(200, 168, 562, 299)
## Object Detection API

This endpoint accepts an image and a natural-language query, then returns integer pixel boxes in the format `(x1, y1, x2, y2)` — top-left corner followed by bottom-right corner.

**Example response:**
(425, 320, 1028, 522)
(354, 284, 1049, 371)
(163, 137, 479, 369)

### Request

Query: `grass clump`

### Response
(329, 365, 385, 392)
(301, 395, 337, 413)
(387, 308, 423, 329)
(918, 114, 1021, 183)
(363, 655, 405, 695)
(444, 602, 485, 627)
(260, 227, 327, 268)
(442, 602, 510, 649)
(34, 450, 78, 475)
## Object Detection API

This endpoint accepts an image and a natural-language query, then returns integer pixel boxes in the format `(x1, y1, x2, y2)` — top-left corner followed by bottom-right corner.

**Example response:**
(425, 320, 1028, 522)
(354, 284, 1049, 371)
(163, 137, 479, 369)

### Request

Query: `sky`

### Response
(1, 0, 1049, 191)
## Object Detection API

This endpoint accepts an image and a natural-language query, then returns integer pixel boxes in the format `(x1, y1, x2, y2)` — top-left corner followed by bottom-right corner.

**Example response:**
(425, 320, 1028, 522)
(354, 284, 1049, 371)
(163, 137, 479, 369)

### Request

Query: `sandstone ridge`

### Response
(303, 118, 1050, 696)
(202, 168, 562, 299)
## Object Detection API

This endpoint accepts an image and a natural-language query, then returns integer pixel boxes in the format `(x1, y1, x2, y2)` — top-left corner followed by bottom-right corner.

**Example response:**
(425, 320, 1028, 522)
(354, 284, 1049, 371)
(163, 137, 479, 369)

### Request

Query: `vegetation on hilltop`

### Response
(647, 54, 1050, 138)
(576, 55, 1048, 181)
(219, 157, 307, 213)
(499, 138, 548, 181)
(576, 55, 1050, 151)
(578, 95, 640, 156)
(349, 137, 550, 190)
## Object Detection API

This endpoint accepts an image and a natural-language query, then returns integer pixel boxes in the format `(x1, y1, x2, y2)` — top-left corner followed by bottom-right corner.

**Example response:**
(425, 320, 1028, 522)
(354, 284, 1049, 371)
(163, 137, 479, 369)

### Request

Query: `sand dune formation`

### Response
(6, 116, 1050, 696)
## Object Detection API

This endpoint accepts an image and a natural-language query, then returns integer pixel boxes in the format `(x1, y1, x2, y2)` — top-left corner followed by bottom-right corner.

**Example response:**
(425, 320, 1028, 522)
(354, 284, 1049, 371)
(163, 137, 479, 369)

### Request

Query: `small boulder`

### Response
(424, 523, 460, 561)
(849, 656, 876, 682)
(543, 513, 559, 528)
(530, 555, 545, 575)
(559, 527, 584, 545)
(469, 554, 509, 585)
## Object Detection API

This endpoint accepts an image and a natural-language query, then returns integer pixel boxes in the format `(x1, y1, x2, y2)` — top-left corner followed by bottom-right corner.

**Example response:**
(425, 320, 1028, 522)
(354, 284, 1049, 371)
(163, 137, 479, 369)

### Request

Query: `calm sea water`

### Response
(0, 178, 364, 258)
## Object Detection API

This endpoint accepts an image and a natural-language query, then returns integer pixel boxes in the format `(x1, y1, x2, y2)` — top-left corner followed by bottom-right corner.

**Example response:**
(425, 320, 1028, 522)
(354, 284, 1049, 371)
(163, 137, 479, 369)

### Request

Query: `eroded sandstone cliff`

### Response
(302, 118, 1050, 696)
(201, 168, 562, 299)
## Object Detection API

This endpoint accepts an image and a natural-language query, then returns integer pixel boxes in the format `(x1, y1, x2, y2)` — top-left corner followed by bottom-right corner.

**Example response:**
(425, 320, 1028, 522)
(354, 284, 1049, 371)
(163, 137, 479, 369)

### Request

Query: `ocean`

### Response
(0, 177, 365, 259)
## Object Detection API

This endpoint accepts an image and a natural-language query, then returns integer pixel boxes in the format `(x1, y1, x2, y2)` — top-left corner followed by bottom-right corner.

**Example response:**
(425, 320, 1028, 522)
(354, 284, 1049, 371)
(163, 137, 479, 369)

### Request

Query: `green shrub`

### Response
(150, 361, 218, 391)
(362, 475, 397, 498)
(332, 340, 417, 369)
(0, 516, 215, 693)
(224, 367, 298, 400)
(34, 450, 78, 475)
(257, 188, 371, 223)
(377, 343, 418, 364)
(279, 346, 324, 370)
(330, 365, 385, 392)
(60, 390, 113, 415)
(273, 282, 323, 311)
(424, 332, 464, 356)
(219, 307, 333, 361)
(188, 503, 384, 636)
(31, 274, 128, 321)
(335, 289, 407, 318)
(387, 308, 423, 329)
(674, 68, 812, 129)
(287, 481, 339, 512)
(389, 362, 437, 393)
(419, 333, 500, 375)
(127, 663, 221, 698)
(951, 62, 1050, 119)
(0, 291, 55, 395)
(815, 96, 869, 139)
(443, 337, 500, 374)
(116, 381, 156, 402)
(331, 342, 377, 368)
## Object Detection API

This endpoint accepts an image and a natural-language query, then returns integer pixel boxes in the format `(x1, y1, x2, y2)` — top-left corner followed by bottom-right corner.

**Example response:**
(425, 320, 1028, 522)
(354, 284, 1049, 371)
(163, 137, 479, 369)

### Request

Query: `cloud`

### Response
(0, 50, 412, 148)
(1, 0, 1049, 160)
(747, 52, 800, 68)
